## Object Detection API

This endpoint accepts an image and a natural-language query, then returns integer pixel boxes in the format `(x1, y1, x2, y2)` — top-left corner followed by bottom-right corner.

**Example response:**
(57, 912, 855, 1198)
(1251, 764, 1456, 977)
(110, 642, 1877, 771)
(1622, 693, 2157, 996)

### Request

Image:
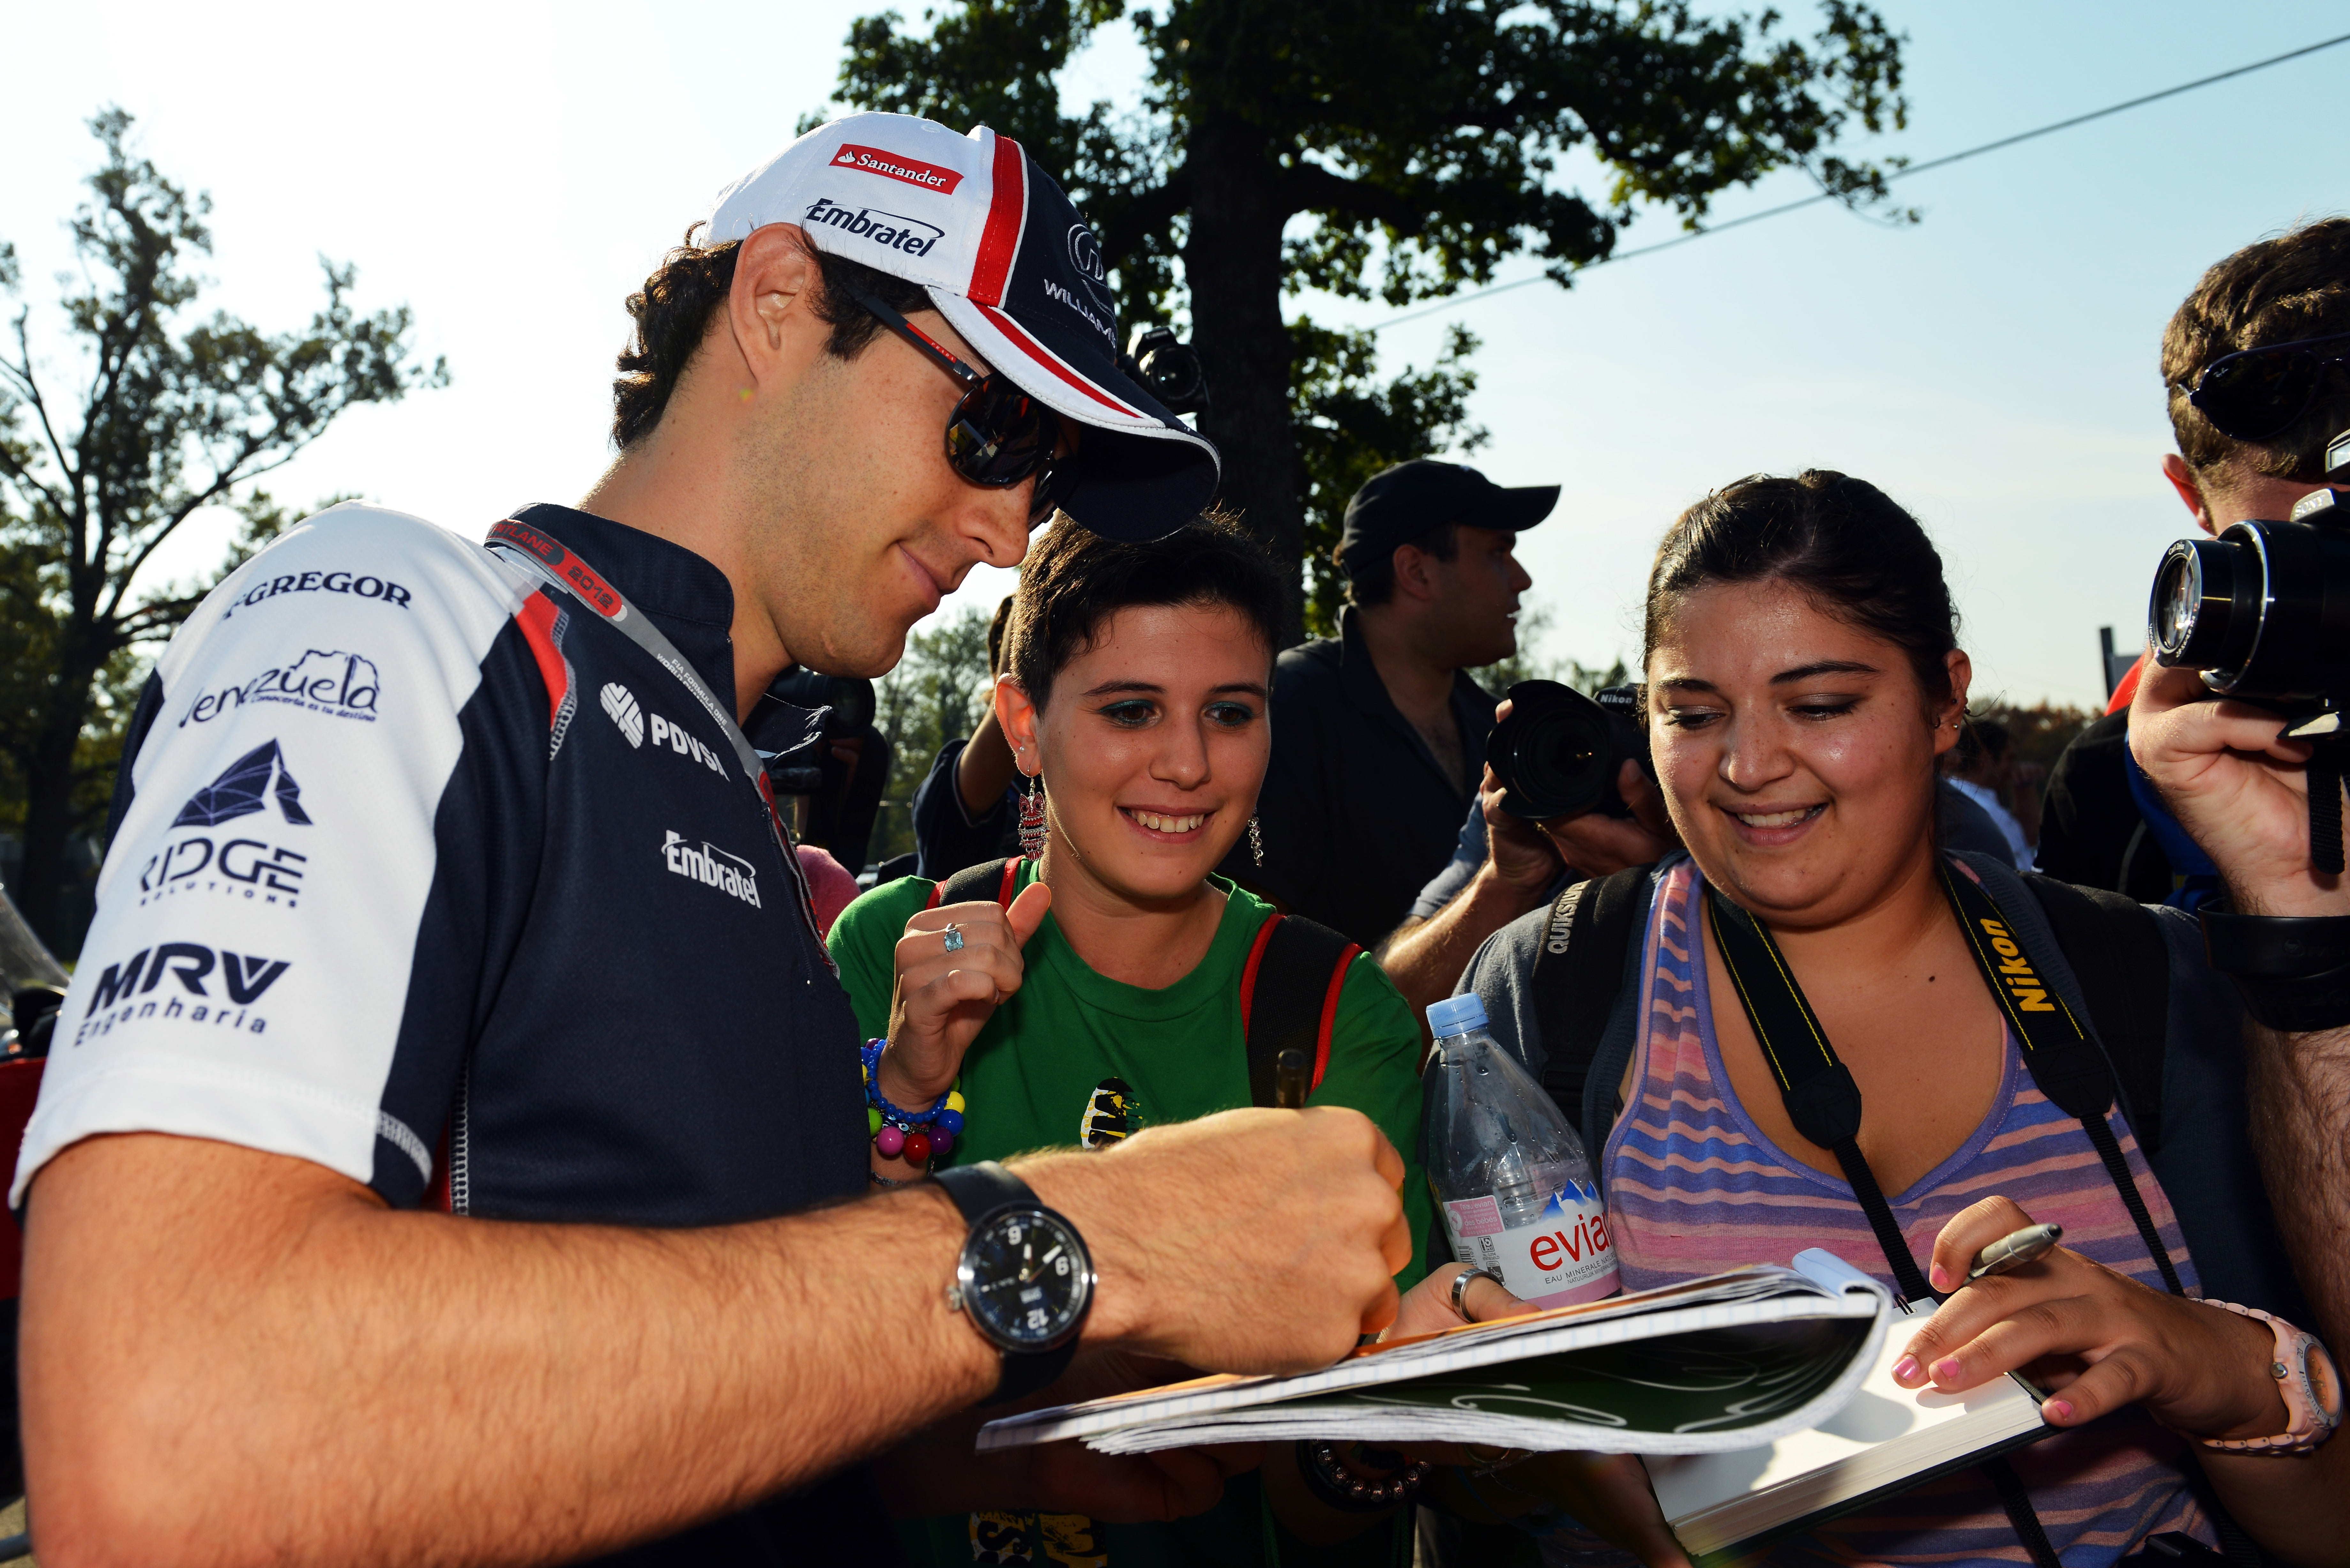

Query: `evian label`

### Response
(1442, 1183, 1618, 1308)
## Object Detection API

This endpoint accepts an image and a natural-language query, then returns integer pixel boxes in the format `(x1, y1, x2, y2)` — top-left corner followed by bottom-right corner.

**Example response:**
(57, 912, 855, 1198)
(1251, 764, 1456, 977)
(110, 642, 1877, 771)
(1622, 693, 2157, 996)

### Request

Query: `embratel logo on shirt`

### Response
(663, 830, 761, 907)
(177, 650, 381, 727)
(141, 740, 313, 910)
(830, 142, 964, 194)
(802, 198, 944, 259)
(73, 941, 290, 1045)
(221, 568, 413, 620)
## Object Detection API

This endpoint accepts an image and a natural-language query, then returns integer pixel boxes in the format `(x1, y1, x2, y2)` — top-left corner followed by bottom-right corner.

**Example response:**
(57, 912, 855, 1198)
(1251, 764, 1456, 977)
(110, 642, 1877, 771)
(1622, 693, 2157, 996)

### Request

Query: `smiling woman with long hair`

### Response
(1451, 472, 2349, 1567)
(830, 512, 1493, 1567)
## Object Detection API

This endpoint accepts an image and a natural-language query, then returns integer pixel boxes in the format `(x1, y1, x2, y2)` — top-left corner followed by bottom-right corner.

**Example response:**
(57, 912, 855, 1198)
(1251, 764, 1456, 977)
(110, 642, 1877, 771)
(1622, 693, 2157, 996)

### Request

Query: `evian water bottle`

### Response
(1423, 994, 1619, 1308)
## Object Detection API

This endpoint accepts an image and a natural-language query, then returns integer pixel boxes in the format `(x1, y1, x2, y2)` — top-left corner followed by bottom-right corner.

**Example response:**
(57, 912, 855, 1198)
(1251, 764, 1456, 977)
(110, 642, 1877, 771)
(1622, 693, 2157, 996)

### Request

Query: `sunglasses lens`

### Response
(1028, 453, 1078, 527)
(946, 380, 1053, 485)
(2195, 349, 2319, 441)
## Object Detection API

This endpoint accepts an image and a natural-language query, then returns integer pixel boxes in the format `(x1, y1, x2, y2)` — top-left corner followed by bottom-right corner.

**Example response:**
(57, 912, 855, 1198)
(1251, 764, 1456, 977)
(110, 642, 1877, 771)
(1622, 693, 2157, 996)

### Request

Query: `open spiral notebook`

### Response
(978, 1250, 1893, 1456)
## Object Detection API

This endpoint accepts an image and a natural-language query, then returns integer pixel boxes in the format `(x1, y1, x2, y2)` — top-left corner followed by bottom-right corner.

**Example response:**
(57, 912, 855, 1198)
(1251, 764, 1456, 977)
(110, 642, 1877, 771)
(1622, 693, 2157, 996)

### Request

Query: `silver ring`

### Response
(1451, 1266, 1504, 1319)
(941, 924, 966, 954)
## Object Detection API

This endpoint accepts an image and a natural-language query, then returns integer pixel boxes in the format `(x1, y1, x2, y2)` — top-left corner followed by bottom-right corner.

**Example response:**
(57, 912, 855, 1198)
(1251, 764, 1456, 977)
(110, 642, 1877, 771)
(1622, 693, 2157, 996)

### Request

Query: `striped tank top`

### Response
(1556, 860, 2218, 1568)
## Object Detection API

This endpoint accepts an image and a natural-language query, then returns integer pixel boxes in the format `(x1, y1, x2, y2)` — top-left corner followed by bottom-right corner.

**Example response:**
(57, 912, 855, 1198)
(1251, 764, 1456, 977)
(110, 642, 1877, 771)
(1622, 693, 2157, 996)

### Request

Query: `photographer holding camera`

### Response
(1236, 461, 1554, 948)
(2040, 221, 2350, 906)
(2129, 270, 2350, 1364)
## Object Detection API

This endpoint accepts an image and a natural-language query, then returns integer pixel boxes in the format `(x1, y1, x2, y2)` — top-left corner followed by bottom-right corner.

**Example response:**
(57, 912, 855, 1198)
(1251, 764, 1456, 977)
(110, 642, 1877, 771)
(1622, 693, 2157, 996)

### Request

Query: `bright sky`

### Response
(3, 1, 2343, 710)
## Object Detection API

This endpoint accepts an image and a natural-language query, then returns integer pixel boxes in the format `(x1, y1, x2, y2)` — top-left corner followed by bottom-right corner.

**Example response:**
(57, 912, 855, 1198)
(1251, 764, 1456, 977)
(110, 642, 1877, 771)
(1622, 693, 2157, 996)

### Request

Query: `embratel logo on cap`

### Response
(803, 198, 944, 259)
(830, 142, 964, 194)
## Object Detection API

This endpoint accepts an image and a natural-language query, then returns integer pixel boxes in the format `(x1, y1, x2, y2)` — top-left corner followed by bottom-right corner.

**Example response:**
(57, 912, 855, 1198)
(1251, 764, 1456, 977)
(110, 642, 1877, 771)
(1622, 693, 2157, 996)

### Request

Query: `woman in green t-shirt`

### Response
(831, 513, 1493, 1568)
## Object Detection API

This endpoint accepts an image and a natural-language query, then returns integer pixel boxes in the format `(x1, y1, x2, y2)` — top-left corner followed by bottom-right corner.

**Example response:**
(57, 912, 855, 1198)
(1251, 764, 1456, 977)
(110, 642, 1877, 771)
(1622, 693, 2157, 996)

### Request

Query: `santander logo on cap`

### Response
(831, 142, 964, 194)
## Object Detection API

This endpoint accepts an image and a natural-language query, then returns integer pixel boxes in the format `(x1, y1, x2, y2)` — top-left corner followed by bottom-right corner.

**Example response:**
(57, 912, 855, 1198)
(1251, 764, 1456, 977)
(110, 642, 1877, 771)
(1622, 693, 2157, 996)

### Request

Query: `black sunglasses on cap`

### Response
(844, 283, 1077, 527)
(2184, 330, 2350, 443)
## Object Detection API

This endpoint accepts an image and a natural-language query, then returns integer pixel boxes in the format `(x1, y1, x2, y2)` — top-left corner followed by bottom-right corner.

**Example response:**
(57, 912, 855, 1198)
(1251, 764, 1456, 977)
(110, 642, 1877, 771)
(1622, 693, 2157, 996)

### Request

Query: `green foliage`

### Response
(0, 108, 444, 945)
(823, 1, 1908, 628)
(868, 601, 1002, 862)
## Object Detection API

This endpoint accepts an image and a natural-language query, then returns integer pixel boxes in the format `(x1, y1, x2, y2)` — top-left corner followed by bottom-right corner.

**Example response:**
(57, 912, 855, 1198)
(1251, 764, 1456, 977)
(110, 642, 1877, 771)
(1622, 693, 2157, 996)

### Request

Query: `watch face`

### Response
(959, 1206, 1092, 1352)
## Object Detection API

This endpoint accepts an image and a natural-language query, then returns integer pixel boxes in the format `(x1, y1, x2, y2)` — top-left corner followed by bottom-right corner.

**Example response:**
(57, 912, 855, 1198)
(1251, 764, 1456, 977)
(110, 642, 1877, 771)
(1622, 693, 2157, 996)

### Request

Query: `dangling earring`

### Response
(1248, 814, 1265, 867)
(1018, 766, 1048, 861)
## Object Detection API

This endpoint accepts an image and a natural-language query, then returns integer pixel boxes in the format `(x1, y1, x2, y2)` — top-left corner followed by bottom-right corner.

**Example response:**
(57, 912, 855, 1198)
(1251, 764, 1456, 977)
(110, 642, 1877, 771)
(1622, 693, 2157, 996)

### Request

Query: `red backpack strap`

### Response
(1240, 914, 1360, 1106)
(927, 858, 1020, 911)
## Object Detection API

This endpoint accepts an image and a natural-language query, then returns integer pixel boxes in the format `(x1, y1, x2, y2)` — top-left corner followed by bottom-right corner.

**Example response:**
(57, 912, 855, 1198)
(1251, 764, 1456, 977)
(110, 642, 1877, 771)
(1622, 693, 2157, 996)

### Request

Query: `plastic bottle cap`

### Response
(1426, 994, 1489, 1038)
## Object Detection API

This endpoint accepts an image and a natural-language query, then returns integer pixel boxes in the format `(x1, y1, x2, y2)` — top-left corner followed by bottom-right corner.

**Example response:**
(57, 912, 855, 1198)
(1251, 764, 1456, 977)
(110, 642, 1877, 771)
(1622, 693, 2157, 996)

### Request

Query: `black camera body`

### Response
(1122, 326, 1208, 416)
(1486, 680, 1654, 821)
(2150, 426, 2350, 708)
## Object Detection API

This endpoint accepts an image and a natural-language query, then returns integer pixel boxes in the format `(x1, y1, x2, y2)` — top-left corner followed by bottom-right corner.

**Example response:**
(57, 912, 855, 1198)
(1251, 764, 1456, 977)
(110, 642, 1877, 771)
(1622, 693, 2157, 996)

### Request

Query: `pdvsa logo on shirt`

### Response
(601, 683, 644, 747)
(178, 650, 381, 727)
(663, 830, 761, 908)
(73, 942, 291, 1045)
(141, 739, 313, 909)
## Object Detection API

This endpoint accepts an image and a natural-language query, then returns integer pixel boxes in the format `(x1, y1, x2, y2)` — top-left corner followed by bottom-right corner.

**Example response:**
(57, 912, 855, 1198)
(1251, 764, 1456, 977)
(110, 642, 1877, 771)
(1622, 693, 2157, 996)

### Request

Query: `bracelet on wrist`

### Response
(1294, 1439, 1430, 1512)
(860, 1038, 965, 1170)
(2189, 1299, 2342, 1455)
(2200, 912, 2350, 1031)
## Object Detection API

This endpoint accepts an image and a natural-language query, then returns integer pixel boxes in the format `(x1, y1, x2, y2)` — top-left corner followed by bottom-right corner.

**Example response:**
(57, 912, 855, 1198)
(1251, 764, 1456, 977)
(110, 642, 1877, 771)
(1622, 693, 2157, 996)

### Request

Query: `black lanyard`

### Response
(484, 519, 834, 971)
(1703, 864, 2183, 1303)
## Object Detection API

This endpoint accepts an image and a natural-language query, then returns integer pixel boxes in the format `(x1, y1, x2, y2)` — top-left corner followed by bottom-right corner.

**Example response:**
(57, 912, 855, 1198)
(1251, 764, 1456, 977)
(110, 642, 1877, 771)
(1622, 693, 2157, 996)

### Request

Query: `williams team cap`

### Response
(705, 112, 1217, 542)
(1335, 459, 1559, 577)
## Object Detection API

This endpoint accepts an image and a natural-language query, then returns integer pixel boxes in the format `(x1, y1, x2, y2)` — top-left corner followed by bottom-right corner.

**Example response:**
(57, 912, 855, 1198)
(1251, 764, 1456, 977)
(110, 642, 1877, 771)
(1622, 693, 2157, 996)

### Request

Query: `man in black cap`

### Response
(1234, 459, 1551, 948)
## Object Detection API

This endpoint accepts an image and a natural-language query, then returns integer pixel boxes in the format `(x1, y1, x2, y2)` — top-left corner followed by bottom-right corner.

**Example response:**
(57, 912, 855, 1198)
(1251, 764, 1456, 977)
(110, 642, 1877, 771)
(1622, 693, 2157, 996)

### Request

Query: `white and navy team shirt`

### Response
(19, 502, 885, 1564)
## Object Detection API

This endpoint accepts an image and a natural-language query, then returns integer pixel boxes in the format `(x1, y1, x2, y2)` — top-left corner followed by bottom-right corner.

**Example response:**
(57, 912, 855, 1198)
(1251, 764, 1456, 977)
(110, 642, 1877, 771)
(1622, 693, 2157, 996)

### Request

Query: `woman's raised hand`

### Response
(879, 882, 1053, 1105)
(1892, 1195, 2290, 1443)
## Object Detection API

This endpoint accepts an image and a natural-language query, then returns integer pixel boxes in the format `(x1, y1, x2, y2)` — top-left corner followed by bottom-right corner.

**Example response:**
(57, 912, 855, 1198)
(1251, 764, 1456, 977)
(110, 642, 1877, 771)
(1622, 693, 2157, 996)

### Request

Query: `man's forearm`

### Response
(2246, 1019, 2350, 1355)
(24, 1135, 995, 1568)
(1377, 866, 1549, 1024)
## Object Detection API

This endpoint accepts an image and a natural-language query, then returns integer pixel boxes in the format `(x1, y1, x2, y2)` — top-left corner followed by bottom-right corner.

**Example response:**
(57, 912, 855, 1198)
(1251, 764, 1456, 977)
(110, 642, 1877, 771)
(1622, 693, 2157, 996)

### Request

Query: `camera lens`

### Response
(1488, 681, 1616, 820)
(2150, 535, 2261, 689)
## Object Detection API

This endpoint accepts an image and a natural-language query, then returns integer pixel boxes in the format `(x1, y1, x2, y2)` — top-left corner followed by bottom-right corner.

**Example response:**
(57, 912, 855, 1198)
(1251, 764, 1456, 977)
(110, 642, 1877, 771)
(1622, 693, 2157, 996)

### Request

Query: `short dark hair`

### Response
(2164, 218, 2350, 484)
(1007, 509, 1285, 710)
(1644, 471, 1959, 707)
(1954, 716, 2009, 769)
(610, 229, 933, 449)
(1343, 524, 1458, 608)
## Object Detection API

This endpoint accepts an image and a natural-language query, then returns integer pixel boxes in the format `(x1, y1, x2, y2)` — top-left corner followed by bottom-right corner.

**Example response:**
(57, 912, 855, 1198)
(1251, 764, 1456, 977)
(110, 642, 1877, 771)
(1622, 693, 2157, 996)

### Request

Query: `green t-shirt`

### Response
(828, 863, 1430, 1568)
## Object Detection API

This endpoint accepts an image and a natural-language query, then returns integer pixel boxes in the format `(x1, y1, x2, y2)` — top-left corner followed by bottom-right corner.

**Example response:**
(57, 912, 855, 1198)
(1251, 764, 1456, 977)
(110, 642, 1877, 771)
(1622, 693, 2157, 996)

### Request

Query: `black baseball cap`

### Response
(1335, 461, 1558, 577)
(706, 112, 1218, 542)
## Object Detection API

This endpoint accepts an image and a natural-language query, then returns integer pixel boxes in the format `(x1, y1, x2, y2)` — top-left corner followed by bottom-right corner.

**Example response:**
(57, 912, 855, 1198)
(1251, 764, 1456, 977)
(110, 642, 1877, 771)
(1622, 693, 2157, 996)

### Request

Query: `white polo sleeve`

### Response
(14, 506, 530, 1205)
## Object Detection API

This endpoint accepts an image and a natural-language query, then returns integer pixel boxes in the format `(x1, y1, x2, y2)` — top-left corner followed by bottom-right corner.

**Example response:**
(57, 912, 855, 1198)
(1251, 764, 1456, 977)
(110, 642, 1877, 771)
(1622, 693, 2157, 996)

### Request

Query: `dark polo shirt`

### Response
(1230, 608, 1497, 948)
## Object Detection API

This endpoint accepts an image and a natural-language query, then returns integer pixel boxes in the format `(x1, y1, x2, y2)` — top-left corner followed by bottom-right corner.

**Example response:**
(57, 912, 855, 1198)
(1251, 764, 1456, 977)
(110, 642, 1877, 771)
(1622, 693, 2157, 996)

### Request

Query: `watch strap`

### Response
(934, 1162, 1087, 1407)
(2196, 1299, 2343, 1454)
(934, 1160, 1035, 1226)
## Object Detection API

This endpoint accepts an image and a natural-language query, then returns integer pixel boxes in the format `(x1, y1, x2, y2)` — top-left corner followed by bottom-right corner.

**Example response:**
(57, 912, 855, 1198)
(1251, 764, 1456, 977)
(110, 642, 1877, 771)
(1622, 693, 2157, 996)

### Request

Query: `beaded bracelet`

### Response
(1294, 1440, 1430, 1512)
(860, 1039, 966, 1167)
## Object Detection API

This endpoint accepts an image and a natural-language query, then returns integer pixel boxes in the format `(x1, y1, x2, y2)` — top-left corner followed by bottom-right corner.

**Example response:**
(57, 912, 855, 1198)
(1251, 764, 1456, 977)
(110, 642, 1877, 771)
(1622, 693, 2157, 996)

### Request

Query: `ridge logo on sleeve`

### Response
(143, 738, 313, 910)
(178, 650, 381, 727)
(663, 831, 761, 908)
(74, 942, 292, 1044)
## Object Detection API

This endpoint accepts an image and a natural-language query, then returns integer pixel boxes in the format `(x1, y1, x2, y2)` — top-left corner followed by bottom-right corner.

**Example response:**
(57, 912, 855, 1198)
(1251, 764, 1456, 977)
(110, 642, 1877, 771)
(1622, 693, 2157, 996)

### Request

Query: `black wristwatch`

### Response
(934, 1161, 1095, 1406)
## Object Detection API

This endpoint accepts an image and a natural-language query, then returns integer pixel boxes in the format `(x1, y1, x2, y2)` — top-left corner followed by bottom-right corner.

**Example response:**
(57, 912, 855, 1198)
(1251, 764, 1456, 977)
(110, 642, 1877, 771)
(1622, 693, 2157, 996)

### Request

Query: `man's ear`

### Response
(994, 676, 1042, 775)
(1389, 541, 1444, 606)
(2161, 454, 2220, 537)
(726, 224, 829, 392)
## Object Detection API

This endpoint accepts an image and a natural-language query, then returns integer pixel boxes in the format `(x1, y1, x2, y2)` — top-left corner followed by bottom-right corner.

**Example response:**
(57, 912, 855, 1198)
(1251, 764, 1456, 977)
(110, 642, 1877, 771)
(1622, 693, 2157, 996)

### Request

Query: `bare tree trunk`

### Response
(15, 641, 102, 951)
(1185, 114, 1305, 648)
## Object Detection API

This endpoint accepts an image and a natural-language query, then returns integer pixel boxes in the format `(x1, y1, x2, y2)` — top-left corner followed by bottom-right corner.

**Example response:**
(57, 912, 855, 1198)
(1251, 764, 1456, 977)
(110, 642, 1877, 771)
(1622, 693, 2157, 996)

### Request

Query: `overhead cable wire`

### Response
(1371, 29, 2350, 333)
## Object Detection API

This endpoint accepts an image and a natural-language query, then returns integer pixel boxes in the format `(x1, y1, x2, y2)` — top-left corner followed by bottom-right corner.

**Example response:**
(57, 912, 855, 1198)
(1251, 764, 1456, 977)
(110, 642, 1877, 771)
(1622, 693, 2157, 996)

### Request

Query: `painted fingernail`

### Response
(1891, 1356, 1920, 1383)
(1928, 1263, 1952, 1292)
(1932, 1358, 1964, 1383)
(2046, 1398, 2074, 1421)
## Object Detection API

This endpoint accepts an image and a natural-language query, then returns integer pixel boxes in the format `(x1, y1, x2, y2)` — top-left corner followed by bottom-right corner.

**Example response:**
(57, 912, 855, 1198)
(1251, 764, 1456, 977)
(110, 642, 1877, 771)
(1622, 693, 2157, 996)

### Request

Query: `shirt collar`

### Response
(505, 502, 739, 714)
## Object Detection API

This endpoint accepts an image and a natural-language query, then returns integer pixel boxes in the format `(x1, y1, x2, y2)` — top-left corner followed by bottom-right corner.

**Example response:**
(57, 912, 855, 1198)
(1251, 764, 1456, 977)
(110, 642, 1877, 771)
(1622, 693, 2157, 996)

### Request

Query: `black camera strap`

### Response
(1703, 870, 2195, 1568)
